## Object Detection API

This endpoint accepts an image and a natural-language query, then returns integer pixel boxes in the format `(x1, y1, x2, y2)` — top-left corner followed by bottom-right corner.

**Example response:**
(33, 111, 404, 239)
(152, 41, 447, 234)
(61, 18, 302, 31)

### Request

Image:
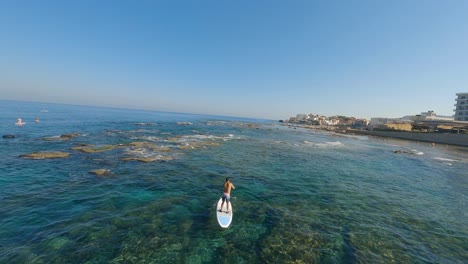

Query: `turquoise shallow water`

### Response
(1, 100, 467, 263)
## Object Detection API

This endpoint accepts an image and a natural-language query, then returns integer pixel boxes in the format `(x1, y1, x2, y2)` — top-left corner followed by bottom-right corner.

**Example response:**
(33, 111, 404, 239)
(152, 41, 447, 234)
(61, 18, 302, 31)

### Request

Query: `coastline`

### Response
(281, 123, 468, 148)
(345, 129, 468, 148)
(2, 104, 467, 263)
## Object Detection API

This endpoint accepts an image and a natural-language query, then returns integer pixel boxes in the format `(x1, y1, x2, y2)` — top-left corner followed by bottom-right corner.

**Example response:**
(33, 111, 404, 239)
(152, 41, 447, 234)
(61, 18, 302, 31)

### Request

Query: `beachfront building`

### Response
(369, 118, 404, 126)
(407, 111, 453, 122)
(369, 117, 412, 131)
(354, 119, 369, 127)
(296, 114, 307, 120)
(324, 118, 339, 126)
(455, 93, 468, 121)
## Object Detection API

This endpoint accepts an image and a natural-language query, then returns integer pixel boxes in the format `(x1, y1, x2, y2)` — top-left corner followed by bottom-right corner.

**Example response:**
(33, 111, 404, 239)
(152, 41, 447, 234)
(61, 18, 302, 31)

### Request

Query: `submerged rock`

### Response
(71, 145, 118, 153)
(46, 237, 71, 250)
(20, 151, 70, 159)
(43, 133, 81, 141)
(179, 141, 220, 149)
(121, 155, 173, 162)
(89, 169, 113, 176)
(124, 141, 172, 152)
(2, 135, 15, 139)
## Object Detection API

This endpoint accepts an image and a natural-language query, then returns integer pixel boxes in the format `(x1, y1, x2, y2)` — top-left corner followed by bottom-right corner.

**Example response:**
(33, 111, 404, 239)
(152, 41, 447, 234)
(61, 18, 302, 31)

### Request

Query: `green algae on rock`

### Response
(20, 151, 70, 159)
(89, 169, 113, 176)
(43, 133, 81, 141)
(46, 237, 71, 250)
(121, 155, 173, 162)
(124, 141, 172, 152)
(71, 145, 118, 153)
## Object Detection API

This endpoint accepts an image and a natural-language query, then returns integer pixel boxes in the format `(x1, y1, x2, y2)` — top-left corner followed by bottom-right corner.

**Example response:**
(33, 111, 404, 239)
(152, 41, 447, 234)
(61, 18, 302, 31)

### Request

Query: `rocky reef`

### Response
(20, 151, 70, 159)
(121, 155, 173, 163)
(23, 125, 234, 166)
(124, 142, 172, 152)
(71, 144, 118, 153)
(43, 133, 81, 141)
(89, 169, 113, 176)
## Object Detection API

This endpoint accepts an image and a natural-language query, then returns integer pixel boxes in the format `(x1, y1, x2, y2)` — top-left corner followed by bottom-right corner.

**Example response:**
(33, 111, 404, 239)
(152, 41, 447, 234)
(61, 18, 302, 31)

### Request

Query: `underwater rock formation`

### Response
(71, 145, 118, 153)
(121, 155, 173, 162)
(43, 133, 81, 141)
(89, 169, 113, 176)
(20, 151, 70, 159)
(124, 142, 172, 152)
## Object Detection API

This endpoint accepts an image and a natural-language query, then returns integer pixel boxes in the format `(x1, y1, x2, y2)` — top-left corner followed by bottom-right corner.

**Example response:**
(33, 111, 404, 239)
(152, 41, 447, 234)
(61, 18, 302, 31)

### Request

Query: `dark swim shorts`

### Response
(222, 192, 230, 202)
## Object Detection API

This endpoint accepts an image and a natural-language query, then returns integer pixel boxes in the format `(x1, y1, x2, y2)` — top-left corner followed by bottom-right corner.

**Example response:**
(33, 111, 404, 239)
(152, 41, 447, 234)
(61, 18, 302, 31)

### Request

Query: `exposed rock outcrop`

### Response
(71, 145, 118, 153)
(20, 151, 70, 159)
(178, 141, 220, 149)
(43, 133, 81, 141)
(121, 155, 173, 162)
(124, 141, 172, 152)
(89, 169, 113, 176)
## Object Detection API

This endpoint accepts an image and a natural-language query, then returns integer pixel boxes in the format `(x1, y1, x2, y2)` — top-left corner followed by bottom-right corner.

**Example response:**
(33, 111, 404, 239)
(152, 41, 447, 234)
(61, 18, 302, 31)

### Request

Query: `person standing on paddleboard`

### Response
(220, 177, 235, 213)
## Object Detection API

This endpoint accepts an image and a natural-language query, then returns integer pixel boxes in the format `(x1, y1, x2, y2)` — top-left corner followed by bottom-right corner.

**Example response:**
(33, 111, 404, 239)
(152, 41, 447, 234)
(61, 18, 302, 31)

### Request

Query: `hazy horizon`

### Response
(1, 1, 467, 120)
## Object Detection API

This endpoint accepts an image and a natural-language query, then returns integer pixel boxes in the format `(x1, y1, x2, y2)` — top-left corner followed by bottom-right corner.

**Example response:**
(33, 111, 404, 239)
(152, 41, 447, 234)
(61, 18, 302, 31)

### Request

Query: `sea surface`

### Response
(1, 100, 467, 263)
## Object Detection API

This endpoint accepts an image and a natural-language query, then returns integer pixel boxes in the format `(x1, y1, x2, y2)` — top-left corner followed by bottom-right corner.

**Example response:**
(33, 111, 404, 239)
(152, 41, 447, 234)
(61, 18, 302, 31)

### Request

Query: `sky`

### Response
(1, 0, 467, 120)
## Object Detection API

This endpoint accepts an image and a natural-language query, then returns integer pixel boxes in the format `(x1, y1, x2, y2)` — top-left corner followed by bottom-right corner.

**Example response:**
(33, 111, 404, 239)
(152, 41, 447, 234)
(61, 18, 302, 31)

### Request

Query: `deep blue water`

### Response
(1, 100, 467, 263)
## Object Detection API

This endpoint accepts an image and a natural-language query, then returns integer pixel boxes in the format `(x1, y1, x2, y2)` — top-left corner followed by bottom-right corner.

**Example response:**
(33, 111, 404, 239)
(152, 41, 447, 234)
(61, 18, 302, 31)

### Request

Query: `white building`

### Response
(407, 111, 453, 122)
(455, 93, 468, 121)
(296, 114, 307, 121)
(369, 118, 406, 126)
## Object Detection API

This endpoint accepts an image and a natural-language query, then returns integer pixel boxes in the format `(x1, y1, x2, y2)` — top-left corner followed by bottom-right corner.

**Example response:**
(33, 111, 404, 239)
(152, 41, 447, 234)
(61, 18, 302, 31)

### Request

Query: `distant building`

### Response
(455, 93, 468, 121)
(296, 114, 307, 121)
(354, 119, 369, 127)
(369, 117, 412, 131)
(407, 111, 453, 122)
(369, 118, 406, 126)
(325, 118, 339, 126)
(384, 123, 413, 131)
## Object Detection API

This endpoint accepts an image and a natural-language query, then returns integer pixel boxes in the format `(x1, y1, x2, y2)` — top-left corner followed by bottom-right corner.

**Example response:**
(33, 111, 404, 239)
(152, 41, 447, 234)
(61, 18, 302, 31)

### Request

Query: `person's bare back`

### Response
(223, 181, 235, 194)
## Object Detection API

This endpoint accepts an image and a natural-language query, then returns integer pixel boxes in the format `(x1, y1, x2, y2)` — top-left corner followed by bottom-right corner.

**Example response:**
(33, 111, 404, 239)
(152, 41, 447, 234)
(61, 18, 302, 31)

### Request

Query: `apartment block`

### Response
(455, 93, 468, 121)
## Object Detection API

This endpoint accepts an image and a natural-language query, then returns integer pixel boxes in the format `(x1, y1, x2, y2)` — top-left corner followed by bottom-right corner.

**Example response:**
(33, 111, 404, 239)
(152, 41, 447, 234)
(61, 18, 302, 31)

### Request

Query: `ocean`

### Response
(1, 100, 467, 263)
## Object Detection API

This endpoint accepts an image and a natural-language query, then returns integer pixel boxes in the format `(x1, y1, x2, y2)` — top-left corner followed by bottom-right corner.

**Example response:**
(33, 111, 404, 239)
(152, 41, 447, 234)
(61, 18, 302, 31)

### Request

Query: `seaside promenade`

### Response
(282, 123, 468, 147)
(346, 129, 468, 147)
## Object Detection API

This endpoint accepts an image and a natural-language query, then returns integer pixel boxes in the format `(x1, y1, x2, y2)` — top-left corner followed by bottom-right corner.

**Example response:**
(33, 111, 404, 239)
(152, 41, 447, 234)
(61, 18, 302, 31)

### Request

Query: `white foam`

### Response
(316, 141, 345, 148)
(182, 134, 238, 141)
(207, 121, 228, 126)
(301, 140, 345, 148)
(433, 157, 457, 162)
(183, 134, 219, 140)
(271, 140, 284, 144)
(410, 149, 424, 155)
(138, 136, 161, 142)
(124, 148, 173, 159)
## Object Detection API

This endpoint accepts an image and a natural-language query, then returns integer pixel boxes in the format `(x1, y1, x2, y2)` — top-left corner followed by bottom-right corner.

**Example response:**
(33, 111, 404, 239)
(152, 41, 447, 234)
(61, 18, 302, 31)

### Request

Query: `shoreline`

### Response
(281, 123, 468, 148)
(344, 129, 468, 148)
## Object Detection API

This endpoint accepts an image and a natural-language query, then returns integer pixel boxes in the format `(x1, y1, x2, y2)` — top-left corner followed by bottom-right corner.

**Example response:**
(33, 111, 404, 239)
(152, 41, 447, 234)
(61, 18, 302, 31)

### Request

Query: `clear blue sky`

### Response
(1, 0, 467, 119)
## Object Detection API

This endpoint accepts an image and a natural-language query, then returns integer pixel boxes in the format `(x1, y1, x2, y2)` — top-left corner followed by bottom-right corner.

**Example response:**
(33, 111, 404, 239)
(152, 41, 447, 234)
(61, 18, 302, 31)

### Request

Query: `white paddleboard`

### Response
(216, 197, 233, 228)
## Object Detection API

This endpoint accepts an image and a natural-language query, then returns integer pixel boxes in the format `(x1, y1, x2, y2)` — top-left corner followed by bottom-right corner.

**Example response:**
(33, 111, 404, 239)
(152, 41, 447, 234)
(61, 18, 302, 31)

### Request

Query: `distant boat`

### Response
(34, 117, 40, 123)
